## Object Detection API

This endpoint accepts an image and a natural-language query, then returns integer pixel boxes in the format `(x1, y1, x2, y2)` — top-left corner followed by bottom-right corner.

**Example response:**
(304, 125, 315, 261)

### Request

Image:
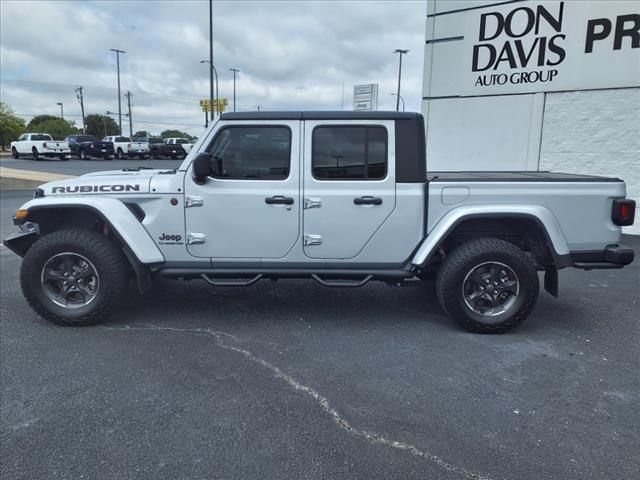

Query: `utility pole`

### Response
(125, 91, 133, 138)
(209, 0, 214, 122)
(75, 87, 85, 133)
(57, 102, 64, 119)
(200, 60, 219, 119)
(393, 49, 409, 112)
(229, 68, 239, 112)
(110, 48, 126, 135)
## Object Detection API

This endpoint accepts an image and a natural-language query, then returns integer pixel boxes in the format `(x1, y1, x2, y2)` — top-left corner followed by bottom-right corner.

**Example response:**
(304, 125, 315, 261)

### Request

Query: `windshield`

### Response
(116, 137, 131, 142)
(31, 134, 53, 141)
(175, 139, 188, 144)
(148, 137, 163, 144)
(76, 136, 96, 143)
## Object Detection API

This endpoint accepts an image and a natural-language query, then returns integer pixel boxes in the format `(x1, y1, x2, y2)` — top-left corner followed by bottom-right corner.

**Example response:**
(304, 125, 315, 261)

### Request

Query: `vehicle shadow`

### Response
(105, 276, 456, 331)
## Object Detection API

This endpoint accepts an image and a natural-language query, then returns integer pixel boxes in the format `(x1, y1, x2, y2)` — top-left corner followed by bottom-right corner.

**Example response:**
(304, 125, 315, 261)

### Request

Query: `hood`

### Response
(39, 168, 171, 196)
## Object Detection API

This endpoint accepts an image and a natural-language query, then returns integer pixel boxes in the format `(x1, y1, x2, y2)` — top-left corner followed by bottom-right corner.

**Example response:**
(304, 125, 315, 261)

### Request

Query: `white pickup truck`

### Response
(4, 112, 636, 333)
(10, 133, 70, 161)
(102, 136, 150, 160)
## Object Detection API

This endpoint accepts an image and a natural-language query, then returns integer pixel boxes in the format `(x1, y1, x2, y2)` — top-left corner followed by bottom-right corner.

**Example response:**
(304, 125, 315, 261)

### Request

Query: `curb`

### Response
(0, 167, 74, 191)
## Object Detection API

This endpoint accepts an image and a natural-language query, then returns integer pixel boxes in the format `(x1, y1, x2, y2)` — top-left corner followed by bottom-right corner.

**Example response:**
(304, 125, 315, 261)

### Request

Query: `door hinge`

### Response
(304, 234, 323, 246)
(186, 233, 206, 245)
(303, 197, 322, 209)
(185, 196, 204, 208)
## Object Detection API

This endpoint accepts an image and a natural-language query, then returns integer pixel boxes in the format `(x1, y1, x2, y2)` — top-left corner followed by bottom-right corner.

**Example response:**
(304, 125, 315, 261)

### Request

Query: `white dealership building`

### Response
(422, 0, 639, 233)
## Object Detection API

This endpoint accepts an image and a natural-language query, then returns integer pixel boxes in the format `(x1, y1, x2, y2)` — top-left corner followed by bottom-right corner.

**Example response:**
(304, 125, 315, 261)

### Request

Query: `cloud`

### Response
(0, 0, 426, 136)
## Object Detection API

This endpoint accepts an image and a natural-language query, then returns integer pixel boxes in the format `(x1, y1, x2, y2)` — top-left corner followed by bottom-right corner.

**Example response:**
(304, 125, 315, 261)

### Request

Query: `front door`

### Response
(302, 120, 396, 259)
(185, 121, 300, 258)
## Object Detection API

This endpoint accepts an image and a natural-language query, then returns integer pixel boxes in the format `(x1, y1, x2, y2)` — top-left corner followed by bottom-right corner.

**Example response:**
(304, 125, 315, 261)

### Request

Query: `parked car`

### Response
(164, 137, 191, 158)
(145, 137, 167, 159)
(65, 135, 114, 160)
(4, 111, 636, 333)
(102, 136, 149, 159)
(10, 133, 70, 161)
(145, 137, 190, 159)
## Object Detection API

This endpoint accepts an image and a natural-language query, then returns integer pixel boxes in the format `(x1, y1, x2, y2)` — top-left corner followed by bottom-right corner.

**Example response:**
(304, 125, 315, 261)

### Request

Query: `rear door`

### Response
(185, 121, 301, 259)
(302, 120, 396, 259)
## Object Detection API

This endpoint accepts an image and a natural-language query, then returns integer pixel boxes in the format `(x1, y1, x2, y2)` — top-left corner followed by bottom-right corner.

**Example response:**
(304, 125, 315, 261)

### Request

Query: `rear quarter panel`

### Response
(427, 181, 627, 252)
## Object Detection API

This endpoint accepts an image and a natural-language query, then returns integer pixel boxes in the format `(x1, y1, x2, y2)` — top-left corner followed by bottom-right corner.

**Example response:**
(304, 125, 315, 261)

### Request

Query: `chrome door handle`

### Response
(265, 195, 294, 205)
(354, 196, 382, 205)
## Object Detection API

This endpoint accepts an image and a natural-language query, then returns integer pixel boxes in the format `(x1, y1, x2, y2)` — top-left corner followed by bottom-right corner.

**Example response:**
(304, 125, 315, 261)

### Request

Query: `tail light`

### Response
(43, 142, 48, 148)
(91, 143, 95, 148)
(127, 143, 132, 149)
(612, 199, 636, 226)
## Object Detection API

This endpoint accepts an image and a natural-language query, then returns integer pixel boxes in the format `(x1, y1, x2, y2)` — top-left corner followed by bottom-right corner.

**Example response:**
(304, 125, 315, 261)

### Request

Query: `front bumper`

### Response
(3, 231, 38, 257)
(572, 244, 635, 270)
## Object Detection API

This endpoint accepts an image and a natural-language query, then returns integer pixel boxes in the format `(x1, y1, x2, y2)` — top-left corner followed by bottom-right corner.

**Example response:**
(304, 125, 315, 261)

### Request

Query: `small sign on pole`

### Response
(353, 84, 378, 111)
(200, 99, 229, 113)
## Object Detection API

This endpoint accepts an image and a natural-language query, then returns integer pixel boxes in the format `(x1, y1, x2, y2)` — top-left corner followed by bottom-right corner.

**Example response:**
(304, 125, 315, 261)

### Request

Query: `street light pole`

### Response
(393, 49, 409, 112)
(229, 68, 239, 112)
(110, 48, 126, 135)
(209, 0, 214, 122)
(57, 102, 63, 119)
(390, 93, 405, 112)
(200, 60, 219, 118)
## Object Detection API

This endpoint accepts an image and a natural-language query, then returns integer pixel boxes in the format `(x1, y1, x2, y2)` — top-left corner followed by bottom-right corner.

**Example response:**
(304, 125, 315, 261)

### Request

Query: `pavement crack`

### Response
(102, 323, 494, 480)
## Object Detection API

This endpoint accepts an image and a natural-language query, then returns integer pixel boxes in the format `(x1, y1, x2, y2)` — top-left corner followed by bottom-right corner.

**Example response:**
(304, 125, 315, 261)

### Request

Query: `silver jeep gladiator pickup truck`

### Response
(4, 112, 636, 333)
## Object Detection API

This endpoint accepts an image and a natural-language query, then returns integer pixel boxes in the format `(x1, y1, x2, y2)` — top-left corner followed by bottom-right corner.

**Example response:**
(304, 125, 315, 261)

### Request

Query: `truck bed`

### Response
(428, 171, 623, 182)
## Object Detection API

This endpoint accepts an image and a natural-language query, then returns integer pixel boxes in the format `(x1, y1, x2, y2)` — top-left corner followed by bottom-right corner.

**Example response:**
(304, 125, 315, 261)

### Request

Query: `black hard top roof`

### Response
(219, 111, 423, 121)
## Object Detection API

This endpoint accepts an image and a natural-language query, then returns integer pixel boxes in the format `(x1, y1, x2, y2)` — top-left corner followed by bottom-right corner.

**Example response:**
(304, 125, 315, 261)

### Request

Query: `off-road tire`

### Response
(436, 238, 539, 334)
(117, 148, 124, 160)
(21, 229, 129, 326)
(11, 147, 19, 159)
(32, 148, 40, 160)
(80, 149, 88, 160)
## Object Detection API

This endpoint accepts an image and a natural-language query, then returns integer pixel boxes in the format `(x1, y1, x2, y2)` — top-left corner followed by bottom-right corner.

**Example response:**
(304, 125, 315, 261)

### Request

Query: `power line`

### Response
(1, 78, 205, 102)
(12, 112, 204, 128)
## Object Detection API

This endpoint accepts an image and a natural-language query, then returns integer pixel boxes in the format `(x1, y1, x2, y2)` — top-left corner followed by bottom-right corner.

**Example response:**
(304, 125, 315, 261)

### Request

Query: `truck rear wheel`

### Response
(32, 148, 40, 160)
(435, 238, 539, 333)
(20, 229, 129, 326)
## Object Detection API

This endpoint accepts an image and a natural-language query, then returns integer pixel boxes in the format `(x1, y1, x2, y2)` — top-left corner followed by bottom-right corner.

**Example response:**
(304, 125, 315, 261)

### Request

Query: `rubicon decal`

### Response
(51, 185, 141, 193)
(158, 233, 183, 245)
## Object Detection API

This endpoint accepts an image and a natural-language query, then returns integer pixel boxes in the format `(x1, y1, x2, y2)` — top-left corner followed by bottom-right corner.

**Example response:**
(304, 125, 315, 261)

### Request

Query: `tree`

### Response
(27, 115, 79, 139)
(0, 102, 26, 150)
(160, 129, 192, 140)
(84, 114, 119, 138)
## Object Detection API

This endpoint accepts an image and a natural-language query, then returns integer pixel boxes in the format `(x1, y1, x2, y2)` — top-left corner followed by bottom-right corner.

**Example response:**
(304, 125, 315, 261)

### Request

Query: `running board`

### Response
(158, 268, 413, 283)
(201, 274, 263, 287)
(311, 274, 372, 287)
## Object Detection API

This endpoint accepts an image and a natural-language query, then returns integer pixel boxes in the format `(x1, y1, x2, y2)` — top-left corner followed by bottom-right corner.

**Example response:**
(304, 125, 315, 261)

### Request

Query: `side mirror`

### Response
(192, 152, 211, 184)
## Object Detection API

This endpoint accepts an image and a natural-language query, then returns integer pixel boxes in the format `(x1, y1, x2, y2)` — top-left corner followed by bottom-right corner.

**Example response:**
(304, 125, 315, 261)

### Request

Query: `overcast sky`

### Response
(0, 0, 426, 136)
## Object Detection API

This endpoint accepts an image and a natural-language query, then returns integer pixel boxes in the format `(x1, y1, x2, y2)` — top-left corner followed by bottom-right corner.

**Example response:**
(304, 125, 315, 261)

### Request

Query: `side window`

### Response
(312, 126, 387, 180)
(205, 126, 291, 180)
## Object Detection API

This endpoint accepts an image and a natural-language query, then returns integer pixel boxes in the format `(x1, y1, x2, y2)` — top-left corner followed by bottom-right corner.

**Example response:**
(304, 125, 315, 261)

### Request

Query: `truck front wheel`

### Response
(20, 229, 129, 326)
(436, 238, 539, 333)
(11, 147, 19, 159)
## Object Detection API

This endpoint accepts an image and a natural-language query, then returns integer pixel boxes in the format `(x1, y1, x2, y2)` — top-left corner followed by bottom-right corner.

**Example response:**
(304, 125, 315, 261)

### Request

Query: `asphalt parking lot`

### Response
(1, 188, 639, 480)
